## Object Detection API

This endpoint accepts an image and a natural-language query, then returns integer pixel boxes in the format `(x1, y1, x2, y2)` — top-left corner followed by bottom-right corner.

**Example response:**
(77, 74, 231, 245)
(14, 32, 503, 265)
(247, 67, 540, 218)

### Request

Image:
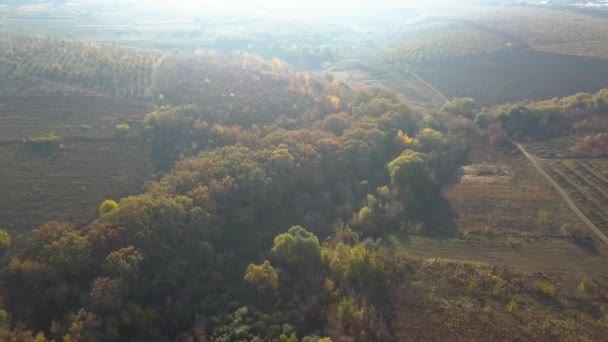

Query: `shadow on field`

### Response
(421, 194, 457, 239)
(417, 49, 608, 106)
(572, 238, 599, 255)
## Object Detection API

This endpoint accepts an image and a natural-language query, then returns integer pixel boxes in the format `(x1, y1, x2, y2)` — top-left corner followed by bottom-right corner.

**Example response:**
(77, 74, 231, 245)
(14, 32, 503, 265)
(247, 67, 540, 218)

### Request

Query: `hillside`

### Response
(379, 6, 608, 105)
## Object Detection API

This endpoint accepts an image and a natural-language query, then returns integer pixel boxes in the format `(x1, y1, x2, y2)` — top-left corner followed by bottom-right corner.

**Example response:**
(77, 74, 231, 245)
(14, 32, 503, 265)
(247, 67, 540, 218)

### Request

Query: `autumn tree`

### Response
(244, 260, 279, 295)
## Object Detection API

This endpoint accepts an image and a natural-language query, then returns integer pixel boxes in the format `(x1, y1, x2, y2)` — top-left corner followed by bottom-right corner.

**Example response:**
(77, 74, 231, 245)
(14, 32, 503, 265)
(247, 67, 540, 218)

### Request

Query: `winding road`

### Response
(515, 142, 608, 246)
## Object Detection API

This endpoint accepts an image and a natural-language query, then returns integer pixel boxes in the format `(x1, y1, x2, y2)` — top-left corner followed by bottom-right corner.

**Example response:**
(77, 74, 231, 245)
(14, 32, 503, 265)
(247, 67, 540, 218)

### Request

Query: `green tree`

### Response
(441, 98, 478, 118)
(244, 260, 279, 295)
(102, 246, 143, 281)
(416, 127, 444, 152)
(387, 149, 427, 186)
(271, 226, 320, 271)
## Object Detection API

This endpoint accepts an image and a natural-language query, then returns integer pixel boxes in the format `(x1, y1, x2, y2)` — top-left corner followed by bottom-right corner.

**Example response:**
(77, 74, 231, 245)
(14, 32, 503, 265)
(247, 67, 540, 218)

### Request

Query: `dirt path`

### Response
(410, 70, 448, 104)
(516, 142, 608, 246)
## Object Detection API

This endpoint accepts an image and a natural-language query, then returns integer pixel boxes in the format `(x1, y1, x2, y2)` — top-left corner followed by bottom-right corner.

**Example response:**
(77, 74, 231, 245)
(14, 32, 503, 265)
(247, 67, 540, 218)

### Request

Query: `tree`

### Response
(99, 199, 119, 215)
(271, 226, 320, 271)
(416, 128, 444, 152)
(387, 149, 427, 186)
(321, 113, 351, 135)
(102, 246, 143, 281)
(88, 277, 125, 314)
(441, 98, 478, 118)
(357, 206, 373, 233)
(244, 260, 279, 295)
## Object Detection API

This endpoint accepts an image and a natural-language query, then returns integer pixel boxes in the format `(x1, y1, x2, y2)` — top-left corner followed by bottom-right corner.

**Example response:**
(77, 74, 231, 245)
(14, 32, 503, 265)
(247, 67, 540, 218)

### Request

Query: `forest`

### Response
(3, 1, 608, 341)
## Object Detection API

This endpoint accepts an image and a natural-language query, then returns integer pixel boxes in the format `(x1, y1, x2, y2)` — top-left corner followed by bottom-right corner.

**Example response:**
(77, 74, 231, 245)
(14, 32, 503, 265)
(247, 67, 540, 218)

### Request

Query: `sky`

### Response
(134, 0, 459, 18)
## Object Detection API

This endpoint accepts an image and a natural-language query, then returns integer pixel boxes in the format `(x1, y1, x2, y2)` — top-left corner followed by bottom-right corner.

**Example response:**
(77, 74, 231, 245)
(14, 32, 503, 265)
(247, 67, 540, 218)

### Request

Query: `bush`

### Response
(24, 133, 62, 147)
(578, 280, 586, 293)
(536, 281, 557, 297)
(99, 199, 119, 215)
(507, 299, 518, 313)
(114, 123, 130, 140)
(0, 229, 10, 251)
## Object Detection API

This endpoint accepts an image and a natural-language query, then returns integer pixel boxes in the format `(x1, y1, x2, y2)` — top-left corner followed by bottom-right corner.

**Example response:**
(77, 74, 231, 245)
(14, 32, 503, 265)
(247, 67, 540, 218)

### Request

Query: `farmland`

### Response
(0, 34, 162, 99)
(0, 139, 152, 231)
(426, 139, 608, 274)
(0, 94, 153, 231)
(543, 159, 608, 239)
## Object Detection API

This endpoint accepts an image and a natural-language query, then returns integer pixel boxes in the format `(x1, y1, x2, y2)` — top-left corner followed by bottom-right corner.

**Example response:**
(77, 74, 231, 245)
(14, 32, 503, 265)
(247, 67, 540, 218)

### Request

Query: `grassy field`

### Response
(393, 254, 608, 341)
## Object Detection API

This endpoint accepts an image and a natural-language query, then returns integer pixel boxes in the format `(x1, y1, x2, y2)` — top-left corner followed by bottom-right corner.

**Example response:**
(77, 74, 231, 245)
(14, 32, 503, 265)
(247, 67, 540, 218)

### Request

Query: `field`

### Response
(378, 6, 608, 105)
(0, 90, 154, 231)
(470, 7, 608, 60)
(416, 49, 608, 105)
(415, 140, 608, 276)
(0, 95, 151, 140)
(543, 159, 608, 238)
(381, 20, 525, 66)
(0, 34, 162, 99)
(0, 139, 152, 231)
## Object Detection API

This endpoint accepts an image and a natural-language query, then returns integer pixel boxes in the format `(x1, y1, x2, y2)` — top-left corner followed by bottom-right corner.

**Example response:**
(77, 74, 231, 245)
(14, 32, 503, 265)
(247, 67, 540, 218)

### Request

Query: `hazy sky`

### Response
(134, 0, 458, 17)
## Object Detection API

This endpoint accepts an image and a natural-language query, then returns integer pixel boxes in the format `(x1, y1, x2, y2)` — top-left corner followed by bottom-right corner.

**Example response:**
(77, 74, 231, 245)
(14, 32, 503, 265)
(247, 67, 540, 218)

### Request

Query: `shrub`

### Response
(538, 210, 552, 226)
(25, 133, 62, 147)
(578, 280, 586, 293)
(536, 281, 557, 297)
(99, 199, 119, 215)
(114, 123, 130, 140)
(507, 299, 518, 313)
(0, 228, 10, 251)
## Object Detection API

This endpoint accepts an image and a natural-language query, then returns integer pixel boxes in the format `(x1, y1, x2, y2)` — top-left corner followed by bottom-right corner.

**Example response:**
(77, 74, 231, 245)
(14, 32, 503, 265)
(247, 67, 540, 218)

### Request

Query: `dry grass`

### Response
(459, 163, 513, 185)
(393, 256, 608, 341)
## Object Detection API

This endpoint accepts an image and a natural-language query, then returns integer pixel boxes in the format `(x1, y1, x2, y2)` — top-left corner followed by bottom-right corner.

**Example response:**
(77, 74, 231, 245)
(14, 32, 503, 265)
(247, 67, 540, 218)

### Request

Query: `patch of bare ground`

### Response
(459, 163, 513, 185)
